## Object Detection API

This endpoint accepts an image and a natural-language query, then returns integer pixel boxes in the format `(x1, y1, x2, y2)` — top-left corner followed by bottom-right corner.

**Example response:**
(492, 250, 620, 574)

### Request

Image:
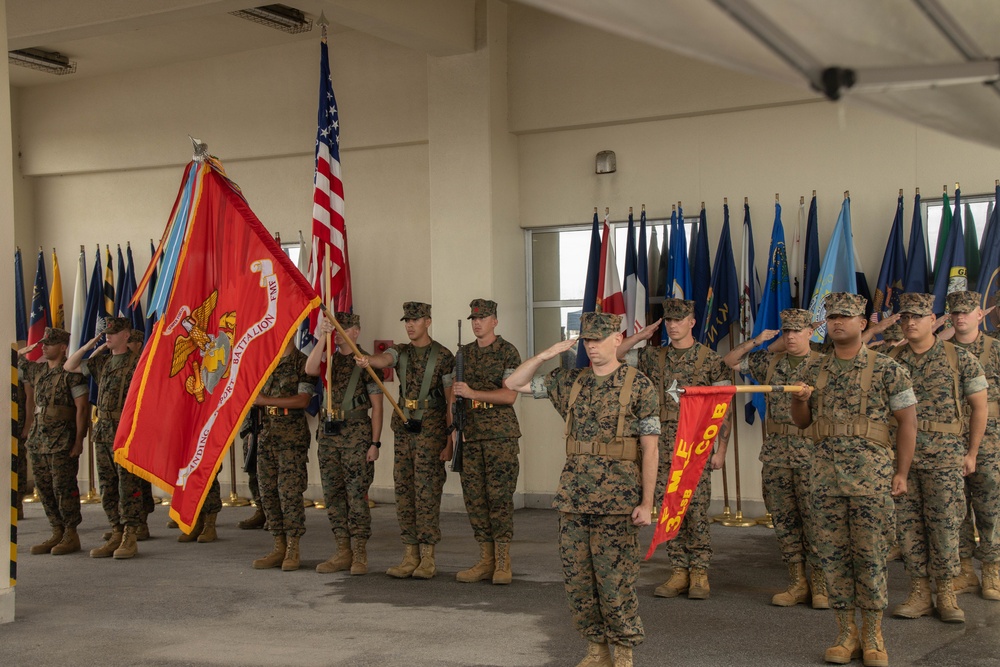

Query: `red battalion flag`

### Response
(116, 157, 320, 532)
(646, 384, 736, 559)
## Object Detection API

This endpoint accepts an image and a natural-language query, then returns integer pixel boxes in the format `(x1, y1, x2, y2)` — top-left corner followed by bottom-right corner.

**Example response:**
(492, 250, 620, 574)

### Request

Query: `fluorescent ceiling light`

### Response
(8, 48, 77, 75)
(230, 4, 313, 34)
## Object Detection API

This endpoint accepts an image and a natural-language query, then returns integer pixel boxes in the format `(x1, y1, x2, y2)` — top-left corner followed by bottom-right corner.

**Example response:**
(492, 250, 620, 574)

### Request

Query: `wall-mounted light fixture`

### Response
(8, 48, 77, 75)
(596, 150, 616, 174)
(230, 4, 313, 34)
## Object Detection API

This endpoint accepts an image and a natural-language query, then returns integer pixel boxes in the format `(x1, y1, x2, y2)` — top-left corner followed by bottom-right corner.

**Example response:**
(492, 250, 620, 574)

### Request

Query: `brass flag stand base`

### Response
(756, 513, 774, 528)
(221, 447, 250, 507)
(223, 492, 250, 508)
(23, 489, 41, 503)
(81, 438, 101, 503)
(711, 505, 733, 524)
(303, 498, 315, 508)
(313, 499, 326, 509)
(81, 487, 102, 504)
(719, 510, 758, 527)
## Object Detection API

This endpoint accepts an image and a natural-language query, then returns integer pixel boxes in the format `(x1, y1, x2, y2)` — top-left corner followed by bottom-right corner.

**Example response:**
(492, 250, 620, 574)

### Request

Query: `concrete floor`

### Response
(2, 502, 999, 666)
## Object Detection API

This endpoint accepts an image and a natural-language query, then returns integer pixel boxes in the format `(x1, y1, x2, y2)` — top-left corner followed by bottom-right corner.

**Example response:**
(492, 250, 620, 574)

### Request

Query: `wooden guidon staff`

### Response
(666, 380, 812, 403)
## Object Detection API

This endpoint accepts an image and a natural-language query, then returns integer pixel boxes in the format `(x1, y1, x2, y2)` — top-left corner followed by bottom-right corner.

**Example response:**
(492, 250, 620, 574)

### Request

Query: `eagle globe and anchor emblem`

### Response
(164, 290, 237, 402)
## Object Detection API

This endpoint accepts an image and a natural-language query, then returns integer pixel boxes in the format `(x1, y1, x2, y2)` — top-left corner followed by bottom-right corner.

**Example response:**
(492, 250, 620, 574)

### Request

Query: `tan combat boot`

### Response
(113, 525, 139, 559)
(136, 520, 151, 541)
(935, 579, 965, 623)
(982, 561, 1000, 600)
(350, 538, 368, 575)
(238, 508, 266, 530)
(412, 544, 436, 579)
(316, 537, 353, 573)
(50, 527, 81, 555)
(282, 536, 301, 571)
(772, 561, 810, 606)
(177, 514, 204, 543)
(812, 568, 831, 609)
(252, 534, 287, 569)
(456, 541, 495, 583)
(688, 567, 710, 599)
(197, 513, 218, 543)
(654, 567, 689, 598)
(824, 608, 861, 664)
(30, 527, 64, 555)
(891, 576, 932, 618)
(166, 518, 179, 529)
(612, 644, 632, 667)
(493, 542, 512, 585)
(860, 609, 888, 667)
(386, 544, 420, 578)
(90, 525, 123, 558)
(575, 641, 612, 667)
(953, 558, 980, 594)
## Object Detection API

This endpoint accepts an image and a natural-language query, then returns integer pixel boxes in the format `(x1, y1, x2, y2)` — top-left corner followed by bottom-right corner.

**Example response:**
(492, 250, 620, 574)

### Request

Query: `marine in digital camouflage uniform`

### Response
(306, 313, 383, 575)
(18, 328, 89, 556)
(451, 299, 522, 585)
(127, 328, 156, 540)
(725, 308, 828, 608)
(66, 316, 144, 559)
(506, 311, 659, 667)
(946, 290, 1000, 600)
(361, 302, 455, 580)
(792, 292, 916, 666)
(251, 341, 317, 572)
(888, 292, 987, 624)
(619, 298, 730, 600)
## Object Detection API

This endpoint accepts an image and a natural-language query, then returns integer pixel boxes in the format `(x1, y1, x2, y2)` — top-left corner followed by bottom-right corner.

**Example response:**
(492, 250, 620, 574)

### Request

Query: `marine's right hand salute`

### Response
(504, 338, 577, 394)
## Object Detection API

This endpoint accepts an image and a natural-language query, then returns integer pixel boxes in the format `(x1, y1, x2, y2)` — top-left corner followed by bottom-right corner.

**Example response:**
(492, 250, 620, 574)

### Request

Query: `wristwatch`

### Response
(371, 441, 381, 449)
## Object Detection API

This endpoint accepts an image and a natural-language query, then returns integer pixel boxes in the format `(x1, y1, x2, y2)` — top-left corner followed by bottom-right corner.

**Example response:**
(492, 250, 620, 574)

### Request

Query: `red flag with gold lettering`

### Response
(115, 158, 320, 532)
(646, 385, 735, 559)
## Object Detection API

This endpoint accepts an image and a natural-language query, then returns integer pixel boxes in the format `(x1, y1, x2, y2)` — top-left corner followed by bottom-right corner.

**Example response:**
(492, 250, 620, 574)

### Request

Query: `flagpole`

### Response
(312, 256, 336, 511)
(711, 323, 735, 524)
(755, 419, 774, 528)
(221, 445, 250, 507)
(719, 325, 757, 527)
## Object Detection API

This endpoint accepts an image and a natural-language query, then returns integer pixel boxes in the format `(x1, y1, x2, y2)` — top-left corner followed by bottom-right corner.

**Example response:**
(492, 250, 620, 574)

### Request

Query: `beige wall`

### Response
(11, 1, 1000, 514)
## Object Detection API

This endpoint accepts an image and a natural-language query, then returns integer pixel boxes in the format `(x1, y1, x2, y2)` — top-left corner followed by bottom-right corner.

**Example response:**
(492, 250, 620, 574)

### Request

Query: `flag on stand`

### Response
(965, 202, 980, 285)
(903, 192, 929, 294)
(872, 193, 906, 325)
(121, 243, 145, 333)
(738, 202, 760, 345)
(623, 209, 640, 334)
(934, 190, 953, 281)
(117, 157, 320, 532)
(658, 221, 669, 299)
(701, 202, 739, 349)
(50, 249, 64, 329)
(144, 241, 160, 344)
(646, 384, 736, 558)
(788, 198, 804, 307)
(667, 207, 692, 299)
(801, 194, 821, 310)
(647, 227, 661, 298)
(977, 184, 1000, 330)
(576, 210, 602, 368)
(809, 196, 857, 343)
(596, 211, 626, 321)
(308, 26, 350, 332)
(691, 206, 711, 342)
(114, 245, 127, 318)
(26, 248, 52, 361)
(931, 187, 967, 315)
(68, 249, 87, 356)
(103, 246, 115, 318)
(636, 208, 649, 335)
(746, 200, 791, 424)
(14, 248, 27, 344)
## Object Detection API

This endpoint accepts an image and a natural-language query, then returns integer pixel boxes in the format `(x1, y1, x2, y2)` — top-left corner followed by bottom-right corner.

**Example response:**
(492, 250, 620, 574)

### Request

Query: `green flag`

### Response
(934, 191, 952, 281)
(965, 202, 980, 284)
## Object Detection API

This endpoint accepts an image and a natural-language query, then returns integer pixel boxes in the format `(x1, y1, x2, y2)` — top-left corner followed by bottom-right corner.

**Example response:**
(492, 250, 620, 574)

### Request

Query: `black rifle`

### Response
(241, 405, 262, 473)
(450, 320, 466, 473)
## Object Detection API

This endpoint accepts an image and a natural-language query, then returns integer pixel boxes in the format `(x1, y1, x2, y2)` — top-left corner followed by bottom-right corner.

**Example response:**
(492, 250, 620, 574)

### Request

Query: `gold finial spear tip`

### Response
(744, 196, 748, 204)
(899, 188, 903, 196)
(916, 187, 921, 195)
(629, 206, 633, 214)
(701, 201, 705, 209)
(604, 207, 609, 215)
(641, 204, 645, 211)
(956, 182, 960, 190)
(799, 195, 804, 204)
(775, 193, 779, 202)
(844, 190, 850, 199)
(812, 189, 816, 196)
(724, 197, 728, 204)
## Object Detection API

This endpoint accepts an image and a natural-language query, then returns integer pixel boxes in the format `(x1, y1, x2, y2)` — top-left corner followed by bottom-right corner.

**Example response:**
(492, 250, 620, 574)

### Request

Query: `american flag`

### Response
(309, 29, 351, 326)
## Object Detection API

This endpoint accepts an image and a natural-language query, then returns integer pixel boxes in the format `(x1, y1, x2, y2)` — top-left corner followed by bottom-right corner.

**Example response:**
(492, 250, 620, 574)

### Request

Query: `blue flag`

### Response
(873, 194, 907, 324)
(667, 207, 692, 300)
(903, 192, 929, 294)
(123, 244, 145, 333)
(692, 206, 711, 342)
(801, 194, 820, 310)
(623, 209, 639, 334)
(14, 248, 27, 343)
(738, 202, 760, 343)
(932, 187, 967, 315)
(576, 210, 602, 368)
(114, 245, 127, 318)
(82, 247, 105, 403)
(809, 197, 857, 343)
(145, 241, 160, 343)
(977, 185, 1000, 331)
(637, 209, 649, 332)
(746, 201, 791, 424)
(26, 248, 53, 359)
(701, 203, 739, 349)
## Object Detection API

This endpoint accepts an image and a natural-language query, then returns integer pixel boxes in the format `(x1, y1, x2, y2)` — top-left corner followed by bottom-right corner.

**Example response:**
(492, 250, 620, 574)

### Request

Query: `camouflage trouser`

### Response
(140, 479, 155, 518)
(393, 429, 447, 545)
(762, 464, 820, 569)
(28, 448, 82, 529)
(318, 439, 374, 539)
(203, 474, 222, 516)
(257, 443, 309, 538)
(895, 467, 964, 580)
(655, 456, 712, 569)
(95, 439, 143, 527)
(813, 491, 893, 611)
(959, 455, 1000, 563)
(460, 437, 519, 543)
(560, 512, 643, 648)
(118, 467, 146, 527)
(242, 437, 261, 507)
